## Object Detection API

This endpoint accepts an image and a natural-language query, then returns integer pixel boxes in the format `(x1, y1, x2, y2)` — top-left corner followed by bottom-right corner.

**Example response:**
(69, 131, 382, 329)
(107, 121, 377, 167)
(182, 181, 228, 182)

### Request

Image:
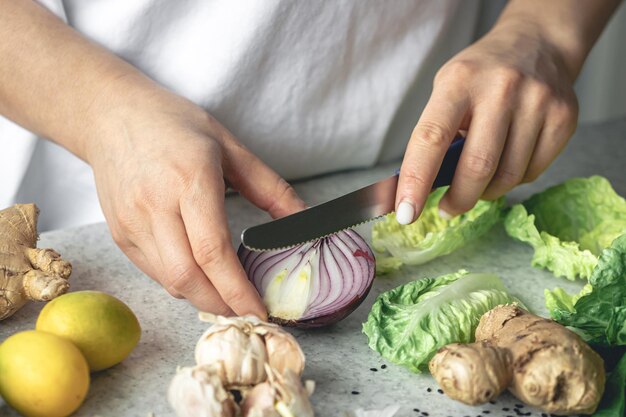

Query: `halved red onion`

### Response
(238, 230, 376, 328)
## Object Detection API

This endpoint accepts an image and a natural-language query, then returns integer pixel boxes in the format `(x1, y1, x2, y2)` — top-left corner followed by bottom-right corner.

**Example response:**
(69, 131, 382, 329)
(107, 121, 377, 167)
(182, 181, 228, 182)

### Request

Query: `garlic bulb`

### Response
(196, 313, 305, 387)
(168, 365, 239, 417)
(241, 366, 315, 417)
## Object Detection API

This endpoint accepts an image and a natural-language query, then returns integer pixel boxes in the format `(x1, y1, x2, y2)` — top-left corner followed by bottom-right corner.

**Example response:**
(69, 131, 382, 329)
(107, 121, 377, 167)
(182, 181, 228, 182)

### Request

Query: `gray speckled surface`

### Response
(1, 118, 625, 417)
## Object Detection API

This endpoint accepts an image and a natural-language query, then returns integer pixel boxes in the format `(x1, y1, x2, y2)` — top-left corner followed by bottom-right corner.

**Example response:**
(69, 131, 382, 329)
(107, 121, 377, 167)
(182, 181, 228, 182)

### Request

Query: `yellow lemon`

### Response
(36, 290, 141, 371)
(0, 330, 89, 417)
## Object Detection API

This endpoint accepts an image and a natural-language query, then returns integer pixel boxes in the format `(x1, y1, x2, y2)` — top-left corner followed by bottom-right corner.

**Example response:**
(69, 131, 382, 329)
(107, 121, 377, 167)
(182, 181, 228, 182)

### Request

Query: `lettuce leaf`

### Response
(505, 176, 626, 280)
(372, 188, 503, 273)
(362, 270, 520, 372)
(505, 205, 598, 280)
(546, 233, 626, 346)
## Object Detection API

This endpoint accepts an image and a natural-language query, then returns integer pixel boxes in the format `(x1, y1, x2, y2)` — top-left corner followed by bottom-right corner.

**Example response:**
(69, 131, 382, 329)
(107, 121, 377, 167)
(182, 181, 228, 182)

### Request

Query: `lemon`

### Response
(0, 330, 89, 417)
(36, 290, 141, 371)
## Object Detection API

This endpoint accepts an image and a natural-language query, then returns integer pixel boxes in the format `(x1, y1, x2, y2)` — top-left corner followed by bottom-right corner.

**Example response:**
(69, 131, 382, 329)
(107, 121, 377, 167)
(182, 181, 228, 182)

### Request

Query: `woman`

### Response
(0, 0, 620, 318)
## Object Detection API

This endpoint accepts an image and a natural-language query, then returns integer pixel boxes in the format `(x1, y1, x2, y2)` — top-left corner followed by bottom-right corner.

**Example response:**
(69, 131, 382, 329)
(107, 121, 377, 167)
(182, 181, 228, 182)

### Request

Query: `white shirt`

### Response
(0, 0, 479, 230)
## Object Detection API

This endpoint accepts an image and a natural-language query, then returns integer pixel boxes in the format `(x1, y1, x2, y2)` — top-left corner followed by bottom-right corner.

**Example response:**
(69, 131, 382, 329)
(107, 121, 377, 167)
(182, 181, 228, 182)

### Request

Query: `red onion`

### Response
(238, 230, 376, 328)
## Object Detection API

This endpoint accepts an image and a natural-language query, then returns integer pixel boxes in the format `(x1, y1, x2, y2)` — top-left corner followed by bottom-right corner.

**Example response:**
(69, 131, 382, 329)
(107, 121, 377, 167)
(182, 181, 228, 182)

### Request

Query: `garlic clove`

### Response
(195, 324, 268, 387)
(240, 382, 276, 417)
(241, 366, 314, 417)
(261, 328, 305, 376)
(168, 365, 239, 417)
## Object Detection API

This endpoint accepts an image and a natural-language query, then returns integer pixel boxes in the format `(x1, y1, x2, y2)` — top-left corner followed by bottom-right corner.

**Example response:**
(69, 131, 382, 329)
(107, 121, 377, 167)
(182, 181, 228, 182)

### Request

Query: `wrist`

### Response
(491, 0, 622, 83)
(490, 16, 587, 83)
(80, 72, 165, 164)
(81, 71, 212, 165)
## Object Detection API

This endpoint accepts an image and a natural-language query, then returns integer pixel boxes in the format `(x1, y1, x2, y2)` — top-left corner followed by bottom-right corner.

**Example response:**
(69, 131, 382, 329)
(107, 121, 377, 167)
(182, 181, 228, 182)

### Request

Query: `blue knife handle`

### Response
(395, 135, 464, 189)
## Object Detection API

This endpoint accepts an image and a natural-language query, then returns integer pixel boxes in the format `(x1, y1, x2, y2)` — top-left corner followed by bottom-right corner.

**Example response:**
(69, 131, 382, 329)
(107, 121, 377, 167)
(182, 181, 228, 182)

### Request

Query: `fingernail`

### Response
(396, 201, 415, 225)
(438, 208, 453, 220)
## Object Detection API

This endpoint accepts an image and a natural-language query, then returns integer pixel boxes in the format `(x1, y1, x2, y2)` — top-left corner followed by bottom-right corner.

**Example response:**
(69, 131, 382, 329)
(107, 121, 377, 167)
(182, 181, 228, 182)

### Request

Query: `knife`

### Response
(241, 136, 465, 251)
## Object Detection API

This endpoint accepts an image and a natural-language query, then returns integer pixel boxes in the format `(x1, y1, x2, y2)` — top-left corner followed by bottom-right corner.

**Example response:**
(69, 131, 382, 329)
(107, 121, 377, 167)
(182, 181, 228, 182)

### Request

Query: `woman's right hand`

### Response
(85, 75, 306, 317)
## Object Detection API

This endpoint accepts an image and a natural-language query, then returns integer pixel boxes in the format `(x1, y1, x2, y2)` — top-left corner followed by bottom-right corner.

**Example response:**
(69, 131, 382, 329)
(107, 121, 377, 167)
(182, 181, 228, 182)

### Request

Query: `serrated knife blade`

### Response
(241, 137, 464, 251)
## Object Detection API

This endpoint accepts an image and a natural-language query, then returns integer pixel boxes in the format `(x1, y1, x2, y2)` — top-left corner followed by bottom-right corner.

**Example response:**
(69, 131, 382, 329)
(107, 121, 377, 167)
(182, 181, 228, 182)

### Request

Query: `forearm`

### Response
(493, 0, 622, 81)
(0, 0, 158, 160)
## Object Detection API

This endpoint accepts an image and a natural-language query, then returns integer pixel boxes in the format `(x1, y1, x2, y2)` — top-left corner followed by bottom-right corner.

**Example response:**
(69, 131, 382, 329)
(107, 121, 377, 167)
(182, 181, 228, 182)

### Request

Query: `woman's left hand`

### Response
(394, 19, 579, 224)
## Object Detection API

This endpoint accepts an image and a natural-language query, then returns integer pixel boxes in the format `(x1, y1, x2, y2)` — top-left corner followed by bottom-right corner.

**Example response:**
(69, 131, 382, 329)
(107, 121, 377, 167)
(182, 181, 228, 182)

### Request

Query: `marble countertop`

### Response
(1, 118, 625, 417)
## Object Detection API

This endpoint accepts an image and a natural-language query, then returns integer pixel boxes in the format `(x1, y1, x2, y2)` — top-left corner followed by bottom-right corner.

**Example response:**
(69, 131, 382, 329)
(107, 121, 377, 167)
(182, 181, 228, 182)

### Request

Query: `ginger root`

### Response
(429, 304, 605, 415)
(0, 204, 71, 320)
(429, 341, 512, 405)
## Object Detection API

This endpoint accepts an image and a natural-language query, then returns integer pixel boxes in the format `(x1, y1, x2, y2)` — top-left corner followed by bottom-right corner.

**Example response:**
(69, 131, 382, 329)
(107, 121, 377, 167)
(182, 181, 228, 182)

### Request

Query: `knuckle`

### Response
(482, 67, 525, 104)
(266, 178, 297, 214)
(527, 81, 553, 108)
(414, 121, 453, 148)
(204, 139, 225, 163)
(492, 167, 524, 187)
(436, 59, 477, 83)
(165, 288, 185, 299)
(481, 188, 503, 201)
(221, 285, 249, 308)
(401, 168, 431, 189)
(462, 152, 498, 181)
(523, 168, 541, 183)
(493, 66, 524, 92)
(114, 208, 145, 236)
(193, 237, 229, 270)
(132, 186, 165, 213)
(166, 262, 199, 295)
(550, 99, 578, 133)
(496, 66, 523, 84)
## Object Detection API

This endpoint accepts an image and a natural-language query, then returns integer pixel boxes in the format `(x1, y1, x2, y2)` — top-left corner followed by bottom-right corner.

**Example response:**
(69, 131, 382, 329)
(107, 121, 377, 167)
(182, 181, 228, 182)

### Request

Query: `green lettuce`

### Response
(362, 270, 520, 372)
(372, 188, 504, 273)
(546, 233, 626, 346)
(505, 176, 626, 280)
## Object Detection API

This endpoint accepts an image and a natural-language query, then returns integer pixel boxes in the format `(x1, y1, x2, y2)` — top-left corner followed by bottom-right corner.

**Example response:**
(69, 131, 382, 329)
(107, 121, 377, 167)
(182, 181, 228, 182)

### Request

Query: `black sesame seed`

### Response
(488, 400, 496, 404)
(421, 413, 429, 416)
(381, 364, 387, 369)
(437, 389, 444, 394)
(370, 367, 378, 372)
(515, 404, 525, 408)
(541, 414, 548, 417)
(502, 408, 510, 412)
(483, 411, 490, 414)
(351, 391, 359, 395)
(413, 409, 419, 413)
(426, 387, 432, 392)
